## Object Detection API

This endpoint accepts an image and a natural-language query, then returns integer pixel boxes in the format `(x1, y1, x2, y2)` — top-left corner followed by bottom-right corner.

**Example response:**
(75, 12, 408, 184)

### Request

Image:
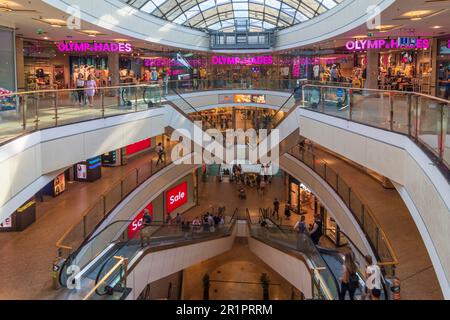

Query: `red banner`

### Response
(127, 202, 153, 239)
(126, 138, 151, 155)
(166, 181, 188, 213)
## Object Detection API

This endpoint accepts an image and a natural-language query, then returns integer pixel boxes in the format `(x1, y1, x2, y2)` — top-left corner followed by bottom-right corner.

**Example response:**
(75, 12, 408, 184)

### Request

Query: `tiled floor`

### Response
(0, 149, 163, 300)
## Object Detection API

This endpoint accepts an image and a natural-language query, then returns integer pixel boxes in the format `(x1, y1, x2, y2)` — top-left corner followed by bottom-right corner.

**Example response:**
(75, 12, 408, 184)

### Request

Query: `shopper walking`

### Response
(364, 255, 382, 300)
(273, 198, 280, 216)
(76, 73, 86, 106)
(340, 253, 360, 300)
(156, 142, 165, 166)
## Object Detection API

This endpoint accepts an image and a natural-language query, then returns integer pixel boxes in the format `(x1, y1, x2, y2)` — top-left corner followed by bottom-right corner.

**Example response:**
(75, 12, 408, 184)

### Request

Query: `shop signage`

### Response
(212, 55, 273, 65)
(166, 181, 188, 213)
(127, 203, 153, 239)
(57, 42, 132, 53)
(345, 38, 429, 51)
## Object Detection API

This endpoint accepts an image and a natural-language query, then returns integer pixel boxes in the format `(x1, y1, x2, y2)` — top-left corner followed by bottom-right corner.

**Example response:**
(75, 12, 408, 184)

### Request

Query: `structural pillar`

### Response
(365, 49, 379, 90)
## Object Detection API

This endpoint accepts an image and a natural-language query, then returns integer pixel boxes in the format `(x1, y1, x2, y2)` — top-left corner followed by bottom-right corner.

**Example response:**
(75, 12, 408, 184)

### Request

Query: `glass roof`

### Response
(120, 0, 344, 32)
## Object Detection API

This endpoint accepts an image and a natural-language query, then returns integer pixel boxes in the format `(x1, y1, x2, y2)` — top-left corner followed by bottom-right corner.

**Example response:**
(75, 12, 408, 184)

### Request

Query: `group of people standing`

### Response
(73, 65, 98, 107)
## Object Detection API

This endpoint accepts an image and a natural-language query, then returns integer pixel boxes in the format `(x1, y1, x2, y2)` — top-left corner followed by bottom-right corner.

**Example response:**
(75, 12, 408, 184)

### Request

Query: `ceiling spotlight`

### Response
(51, 24, 62, 28)
(88, 34, 96, 37)
(432, 26, 442, 29)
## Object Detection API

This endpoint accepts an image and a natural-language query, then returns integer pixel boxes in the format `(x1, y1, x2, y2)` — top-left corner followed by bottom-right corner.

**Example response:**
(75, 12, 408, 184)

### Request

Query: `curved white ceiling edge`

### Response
(43, 0, 395, 52)
(42, 0, 210, 51)
(275, 0, 396, 50)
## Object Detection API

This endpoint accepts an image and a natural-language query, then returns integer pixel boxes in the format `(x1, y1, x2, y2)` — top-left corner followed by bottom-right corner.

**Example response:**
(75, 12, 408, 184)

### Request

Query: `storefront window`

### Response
(0, 27, 15, 92)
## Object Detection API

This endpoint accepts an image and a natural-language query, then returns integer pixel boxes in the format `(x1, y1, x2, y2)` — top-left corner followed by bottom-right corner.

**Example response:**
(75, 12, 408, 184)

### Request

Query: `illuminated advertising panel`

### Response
(166, 182, 188, 213)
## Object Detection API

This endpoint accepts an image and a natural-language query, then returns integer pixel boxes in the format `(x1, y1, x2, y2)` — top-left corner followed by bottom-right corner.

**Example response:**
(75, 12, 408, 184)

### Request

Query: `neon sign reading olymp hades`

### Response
(57, 42, 133, 53)
(345, 38, 430, 51)
(212, 56, 273, 65)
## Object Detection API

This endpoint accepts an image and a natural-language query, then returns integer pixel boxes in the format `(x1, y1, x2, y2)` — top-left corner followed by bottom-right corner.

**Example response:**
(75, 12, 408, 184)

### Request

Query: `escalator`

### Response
(58, 210, 239, 300)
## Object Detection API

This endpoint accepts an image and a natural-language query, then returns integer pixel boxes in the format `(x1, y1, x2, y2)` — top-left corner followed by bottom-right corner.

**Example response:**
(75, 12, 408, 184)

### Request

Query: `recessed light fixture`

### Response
(432, 26, 442, 29)
(88, 34, 96, 37)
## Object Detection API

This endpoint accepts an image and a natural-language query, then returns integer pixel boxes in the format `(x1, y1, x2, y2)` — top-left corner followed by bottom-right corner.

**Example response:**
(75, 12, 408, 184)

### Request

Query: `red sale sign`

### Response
(127, 202, 153, 239)
(166, 181, 188, 213)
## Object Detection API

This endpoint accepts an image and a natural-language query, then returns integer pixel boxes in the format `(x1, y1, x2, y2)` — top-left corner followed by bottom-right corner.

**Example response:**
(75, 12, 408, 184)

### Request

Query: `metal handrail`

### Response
(83, 256, 127, 300)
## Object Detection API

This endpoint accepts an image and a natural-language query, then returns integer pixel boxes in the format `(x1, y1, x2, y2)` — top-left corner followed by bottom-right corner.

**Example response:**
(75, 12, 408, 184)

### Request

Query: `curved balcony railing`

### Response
(301, 84, 450, 180)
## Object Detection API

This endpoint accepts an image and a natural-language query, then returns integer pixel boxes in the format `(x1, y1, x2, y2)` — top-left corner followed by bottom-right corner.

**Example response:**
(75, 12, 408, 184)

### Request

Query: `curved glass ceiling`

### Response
(121, 0, 344, 32)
